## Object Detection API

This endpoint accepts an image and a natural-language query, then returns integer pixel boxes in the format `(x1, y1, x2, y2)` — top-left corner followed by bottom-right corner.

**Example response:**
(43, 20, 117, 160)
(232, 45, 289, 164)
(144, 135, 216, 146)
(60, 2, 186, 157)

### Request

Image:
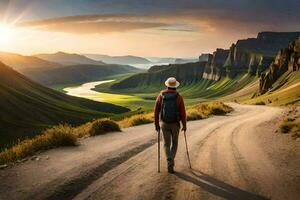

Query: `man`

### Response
(154, 77, 187, 173)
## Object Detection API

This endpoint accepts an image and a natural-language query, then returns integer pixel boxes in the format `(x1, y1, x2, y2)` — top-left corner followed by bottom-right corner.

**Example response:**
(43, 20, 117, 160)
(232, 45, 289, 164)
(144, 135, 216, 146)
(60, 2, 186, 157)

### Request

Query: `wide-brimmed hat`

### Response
(165, 77, 180, 88)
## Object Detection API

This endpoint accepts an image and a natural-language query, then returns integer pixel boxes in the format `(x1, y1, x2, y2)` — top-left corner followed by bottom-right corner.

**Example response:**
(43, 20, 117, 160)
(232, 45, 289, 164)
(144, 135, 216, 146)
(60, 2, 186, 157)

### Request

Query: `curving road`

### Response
(1, 104, 299, 200)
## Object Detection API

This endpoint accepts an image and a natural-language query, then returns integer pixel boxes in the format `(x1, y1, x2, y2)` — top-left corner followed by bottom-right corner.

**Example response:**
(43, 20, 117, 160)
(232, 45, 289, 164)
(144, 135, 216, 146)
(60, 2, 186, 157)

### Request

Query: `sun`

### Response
(0, 24, 14, 43)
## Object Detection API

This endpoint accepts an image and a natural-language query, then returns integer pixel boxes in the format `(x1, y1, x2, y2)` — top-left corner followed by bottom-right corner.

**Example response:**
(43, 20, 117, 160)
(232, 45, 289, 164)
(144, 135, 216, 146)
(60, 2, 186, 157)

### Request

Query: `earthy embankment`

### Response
(0, 104, 299, 200)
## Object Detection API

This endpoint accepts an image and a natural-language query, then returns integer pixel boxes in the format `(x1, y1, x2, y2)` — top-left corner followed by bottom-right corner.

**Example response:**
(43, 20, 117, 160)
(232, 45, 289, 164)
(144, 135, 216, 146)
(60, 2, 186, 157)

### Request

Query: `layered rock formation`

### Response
(259, 37, 300, 94)
(224, 32, 300, 77)
(199, 53, 211, 62)
(203, 49, 229, 81)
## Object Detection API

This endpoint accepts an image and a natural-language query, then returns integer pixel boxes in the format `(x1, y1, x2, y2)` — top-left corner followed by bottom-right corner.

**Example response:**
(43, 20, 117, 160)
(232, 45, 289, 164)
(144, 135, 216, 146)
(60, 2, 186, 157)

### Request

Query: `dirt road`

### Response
(1, 104, 299, 200)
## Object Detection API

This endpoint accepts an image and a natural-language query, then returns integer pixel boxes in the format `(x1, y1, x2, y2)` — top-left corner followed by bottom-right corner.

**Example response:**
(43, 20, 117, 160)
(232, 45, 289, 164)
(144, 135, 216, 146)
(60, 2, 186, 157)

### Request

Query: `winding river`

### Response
(63, 80, 137, 103)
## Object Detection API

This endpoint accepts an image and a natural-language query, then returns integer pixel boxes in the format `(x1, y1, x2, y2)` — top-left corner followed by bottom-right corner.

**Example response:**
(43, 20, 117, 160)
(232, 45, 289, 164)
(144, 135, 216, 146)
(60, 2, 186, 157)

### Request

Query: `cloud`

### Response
(17, 14, 170, 34)
(14, 0, 300, 36)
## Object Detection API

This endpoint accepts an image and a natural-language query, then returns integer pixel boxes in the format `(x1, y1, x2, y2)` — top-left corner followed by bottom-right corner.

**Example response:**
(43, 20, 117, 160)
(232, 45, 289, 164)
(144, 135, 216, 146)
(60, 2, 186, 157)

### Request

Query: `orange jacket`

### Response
(154, 89, 187, 128)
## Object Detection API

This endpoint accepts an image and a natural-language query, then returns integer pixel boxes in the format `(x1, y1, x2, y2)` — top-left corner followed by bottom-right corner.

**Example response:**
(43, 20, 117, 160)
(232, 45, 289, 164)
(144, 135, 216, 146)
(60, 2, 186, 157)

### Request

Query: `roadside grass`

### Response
(0, 125, 77, 165)
(279, 118, 300, 139)
(118, 113, 153, 128)
(0, 102, 233, 165)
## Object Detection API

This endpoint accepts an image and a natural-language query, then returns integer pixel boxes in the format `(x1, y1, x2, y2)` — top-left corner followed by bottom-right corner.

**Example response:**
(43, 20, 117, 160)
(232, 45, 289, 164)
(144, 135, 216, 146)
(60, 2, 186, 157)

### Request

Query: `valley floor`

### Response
(0, 104, 299, 200)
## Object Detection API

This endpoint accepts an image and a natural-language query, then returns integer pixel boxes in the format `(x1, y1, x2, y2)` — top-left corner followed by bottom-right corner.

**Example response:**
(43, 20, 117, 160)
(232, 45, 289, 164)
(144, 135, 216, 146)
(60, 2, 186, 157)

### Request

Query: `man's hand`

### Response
(182, 126, 187, 132)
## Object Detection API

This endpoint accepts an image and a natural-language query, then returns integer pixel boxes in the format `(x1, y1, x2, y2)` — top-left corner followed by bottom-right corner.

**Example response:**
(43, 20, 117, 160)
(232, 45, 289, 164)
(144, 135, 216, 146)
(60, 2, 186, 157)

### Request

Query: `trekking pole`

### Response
(183, 131, 192, 169)
(157, 130, 161, 173)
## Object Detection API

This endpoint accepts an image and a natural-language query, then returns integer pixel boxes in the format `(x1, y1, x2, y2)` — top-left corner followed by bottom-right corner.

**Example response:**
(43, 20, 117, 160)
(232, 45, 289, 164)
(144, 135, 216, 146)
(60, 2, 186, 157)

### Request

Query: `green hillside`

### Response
(25, 64, 141, 86)
(0, 62, 129, 149)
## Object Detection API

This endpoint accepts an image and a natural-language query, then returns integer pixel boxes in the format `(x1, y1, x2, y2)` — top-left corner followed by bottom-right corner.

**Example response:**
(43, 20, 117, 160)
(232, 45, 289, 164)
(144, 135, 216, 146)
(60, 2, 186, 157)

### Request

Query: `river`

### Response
(63, 80, 137, 104)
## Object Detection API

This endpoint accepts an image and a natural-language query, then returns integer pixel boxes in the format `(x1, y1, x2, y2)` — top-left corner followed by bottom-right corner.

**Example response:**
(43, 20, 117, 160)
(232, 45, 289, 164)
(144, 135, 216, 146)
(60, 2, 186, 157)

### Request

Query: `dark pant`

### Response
(161, 122, 180, 167)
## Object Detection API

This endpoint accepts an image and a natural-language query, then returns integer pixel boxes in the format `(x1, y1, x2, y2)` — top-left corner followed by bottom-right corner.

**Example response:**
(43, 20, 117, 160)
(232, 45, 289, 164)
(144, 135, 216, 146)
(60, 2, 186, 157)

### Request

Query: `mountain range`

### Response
(112, 32, 300, 89)
(85, 54, 152, 65)
(0, 51, 141, 86)
(35, 52, 106, 66)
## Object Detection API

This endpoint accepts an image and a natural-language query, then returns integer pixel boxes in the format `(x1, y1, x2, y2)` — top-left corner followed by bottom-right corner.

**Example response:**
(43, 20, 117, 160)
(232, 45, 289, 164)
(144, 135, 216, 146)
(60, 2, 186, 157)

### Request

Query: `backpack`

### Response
(161, 92, 180, 123)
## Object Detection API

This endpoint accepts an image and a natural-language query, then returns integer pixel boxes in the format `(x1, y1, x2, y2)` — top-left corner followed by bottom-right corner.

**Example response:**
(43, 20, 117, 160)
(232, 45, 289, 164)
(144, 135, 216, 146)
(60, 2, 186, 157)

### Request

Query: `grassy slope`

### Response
(94, 73, 258, 107)
(0, 63, 130, 149)
(243, 71, 300, 106)
(93, 70, 299, 110)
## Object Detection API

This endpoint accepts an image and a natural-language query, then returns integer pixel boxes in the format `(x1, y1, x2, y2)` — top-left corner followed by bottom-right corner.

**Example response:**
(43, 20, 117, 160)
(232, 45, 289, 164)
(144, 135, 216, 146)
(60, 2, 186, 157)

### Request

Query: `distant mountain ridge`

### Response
(85, 54, 152, 65)
(174, 58, 199, 64)
(26, 64, 141, 86)
(35, 52, 106, 66)
(0, 52, 62, 72)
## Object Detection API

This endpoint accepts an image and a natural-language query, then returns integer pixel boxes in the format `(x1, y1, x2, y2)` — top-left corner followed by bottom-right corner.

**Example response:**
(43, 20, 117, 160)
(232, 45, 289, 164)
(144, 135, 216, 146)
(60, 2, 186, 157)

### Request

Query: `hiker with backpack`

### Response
(154, 77, 187, 173)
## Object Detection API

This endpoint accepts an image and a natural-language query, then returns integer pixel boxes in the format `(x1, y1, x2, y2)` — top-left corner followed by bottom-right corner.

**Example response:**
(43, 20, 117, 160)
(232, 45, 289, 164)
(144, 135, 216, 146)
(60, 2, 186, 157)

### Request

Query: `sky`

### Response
(0, 0, 299, 57)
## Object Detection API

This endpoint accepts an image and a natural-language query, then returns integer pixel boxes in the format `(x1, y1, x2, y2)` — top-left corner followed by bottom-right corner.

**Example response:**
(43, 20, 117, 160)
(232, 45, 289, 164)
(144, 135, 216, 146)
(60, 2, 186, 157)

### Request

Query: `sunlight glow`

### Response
(0, 24, 14, 43)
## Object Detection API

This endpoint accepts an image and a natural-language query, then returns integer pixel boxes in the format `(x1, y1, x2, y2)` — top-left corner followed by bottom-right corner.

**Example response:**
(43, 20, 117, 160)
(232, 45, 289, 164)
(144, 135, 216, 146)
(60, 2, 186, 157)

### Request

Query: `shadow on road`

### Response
(174, 170, 269, 200)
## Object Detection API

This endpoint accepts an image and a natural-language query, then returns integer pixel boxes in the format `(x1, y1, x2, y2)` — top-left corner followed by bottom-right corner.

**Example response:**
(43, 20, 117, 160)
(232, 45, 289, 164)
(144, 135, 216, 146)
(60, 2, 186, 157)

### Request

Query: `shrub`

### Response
(187, 111, 205, 121)
(279, 121, 300, 136)
(208, 102, 233, 115)
(189, 102, 233, 118)
(255, 101, 266, 105)
(280, 122, 293, 133)
(89, 119, 121, 136)
(0, 125, 77, 165)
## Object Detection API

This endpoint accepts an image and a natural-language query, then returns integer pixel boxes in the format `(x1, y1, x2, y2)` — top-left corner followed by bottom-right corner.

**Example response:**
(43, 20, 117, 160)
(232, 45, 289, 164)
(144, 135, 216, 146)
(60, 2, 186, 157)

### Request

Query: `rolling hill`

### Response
(85, 54, 152, 65)
(0, 62, 129, 149)
(25, 64, 142, 86)
(111, 62, 207, 90)
(35, 52, 106, 66)
(0, 51, 62, 72)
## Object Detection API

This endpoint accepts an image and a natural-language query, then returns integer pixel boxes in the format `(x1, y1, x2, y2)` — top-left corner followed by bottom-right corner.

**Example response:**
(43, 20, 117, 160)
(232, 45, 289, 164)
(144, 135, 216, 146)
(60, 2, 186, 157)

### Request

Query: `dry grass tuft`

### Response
(279, 118, 300, 139)
(254, 101, 266, 105)
(0, 125, 77, 165)
(118, 113, 153, 128)
(188, 102, 233, 119)
(89, 119, 121, 136)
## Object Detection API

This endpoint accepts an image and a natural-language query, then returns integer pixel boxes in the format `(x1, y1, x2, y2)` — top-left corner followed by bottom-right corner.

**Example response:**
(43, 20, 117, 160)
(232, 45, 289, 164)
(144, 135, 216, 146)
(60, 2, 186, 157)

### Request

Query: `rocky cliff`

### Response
(224, 32, 300, 77)
(202, 49, 229, 81)
(259, 37, 300, 94)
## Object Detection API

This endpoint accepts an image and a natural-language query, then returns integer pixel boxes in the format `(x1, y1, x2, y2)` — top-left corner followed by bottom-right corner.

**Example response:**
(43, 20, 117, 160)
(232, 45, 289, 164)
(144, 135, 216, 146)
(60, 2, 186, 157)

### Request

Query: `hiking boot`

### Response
(168, 165, 175, 173)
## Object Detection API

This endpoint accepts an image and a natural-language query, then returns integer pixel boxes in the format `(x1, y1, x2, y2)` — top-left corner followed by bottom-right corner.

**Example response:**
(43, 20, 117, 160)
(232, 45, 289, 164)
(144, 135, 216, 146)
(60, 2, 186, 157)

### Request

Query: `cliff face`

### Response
(224, 32, 300, 77)
(203, 49, 229, 80)
(259, 37, 300, 94)
(199, 53, 211, 62)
